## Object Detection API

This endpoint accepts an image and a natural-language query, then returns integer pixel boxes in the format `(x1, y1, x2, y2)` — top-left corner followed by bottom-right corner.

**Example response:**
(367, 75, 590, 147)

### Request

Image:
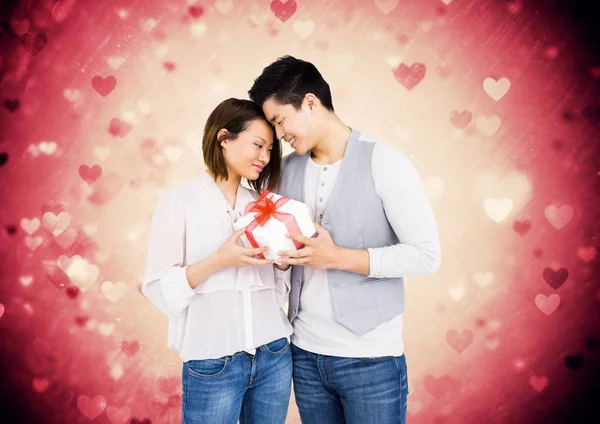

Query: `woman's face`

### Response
(220, 119, 274, 181)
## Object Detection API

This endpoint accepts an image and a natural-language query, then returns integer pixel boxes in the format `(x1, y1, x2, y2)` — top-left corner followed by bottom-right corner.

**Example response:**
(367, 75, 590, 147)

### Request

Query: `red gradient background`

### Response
(1, 0, 599, 423)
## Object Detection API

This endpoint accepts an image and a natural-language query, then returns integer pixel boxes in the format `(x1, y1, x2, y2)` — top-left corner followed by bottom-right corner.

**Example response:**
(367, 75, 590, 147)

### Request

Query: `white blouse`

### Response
(142, 171, 293, 361)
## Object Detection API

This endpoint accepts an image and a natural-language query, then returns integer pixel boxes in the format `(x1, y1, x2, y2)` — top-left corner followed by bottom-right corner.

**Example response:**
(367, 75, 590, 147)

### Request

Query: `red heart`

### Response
(91, 75, 117, 97)
(4, 99, 20, 113)
(10, 19, 30, 36)
(393, 63, 426, 90)
(65, 285, 80, 299)
(75, 315, 89, 326)
(270, 0, 297, 22)
(513, 219, 531, 236)
(543, 267, 568, 289)
(32, 378, 50, 393)
(20, 31, 48, 56)
(164, 62, 176, 72)
(188, 5, 204, 18)
(131, 419, 152, 424)
(108, 118, 133, 138)
(78, 164, 102, 184)
(449, 110, 472, 129)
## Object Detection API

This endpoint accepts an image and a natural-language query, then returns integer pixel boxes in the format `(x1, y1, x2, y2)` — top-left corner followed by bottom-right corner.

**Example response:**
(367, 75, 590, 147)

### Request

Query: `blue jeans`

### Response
(181, 338, 292, 423)
(291, 344, 409, 424)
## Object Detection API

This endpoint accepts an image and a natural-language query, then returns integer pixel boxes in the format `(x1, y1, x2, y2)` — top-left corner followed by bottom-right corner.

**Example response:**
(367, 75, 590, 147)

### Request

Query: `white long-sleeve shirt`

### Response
(292, 136, 441, 357)
(142, 171, 293, 361)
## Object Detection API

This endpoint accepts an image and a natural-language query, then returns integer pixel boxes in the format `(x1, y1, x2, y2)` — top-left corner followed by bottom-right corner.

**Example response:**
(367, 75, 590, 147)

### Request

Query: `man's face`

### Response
(262, 97, 316, 156)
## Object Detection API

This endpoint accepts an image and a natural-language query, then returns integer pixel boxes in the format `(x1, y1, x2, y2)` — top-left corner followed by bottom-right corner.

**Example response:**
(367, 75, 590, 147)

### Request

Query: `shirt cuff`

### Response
(367, 248, 379, 278)
(160, 265, 196, 316)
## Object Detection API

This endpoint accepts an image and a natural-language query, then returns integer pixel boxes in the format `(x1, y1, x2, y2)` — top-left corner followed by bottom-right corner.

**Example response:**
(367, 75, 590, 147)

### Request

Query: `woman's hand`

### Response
(214, 227, 274, 268)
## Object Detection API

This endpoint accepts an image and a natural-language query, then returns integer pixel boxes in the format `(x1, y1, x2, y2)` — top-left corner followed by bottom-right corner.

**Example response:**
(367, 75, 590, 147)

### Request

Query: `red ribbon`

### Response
(243, 190, 303, 259)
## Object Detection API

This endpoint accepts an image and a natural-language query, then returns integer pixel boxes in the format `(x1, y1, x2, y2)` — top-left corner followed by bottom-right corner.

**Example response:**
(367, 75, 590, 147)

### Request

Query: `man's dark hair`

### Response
(248, 56, 334, 112)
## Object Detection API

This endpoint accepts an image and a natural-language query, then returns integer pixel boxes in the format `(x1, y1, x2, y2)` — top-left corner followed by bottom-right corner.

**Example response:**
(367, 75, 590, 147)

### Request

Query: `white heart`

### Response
(107, 56, 125, 70)
(476, 115, 501, 136)
(294, 20, 315, 39)
(215, 0, 234, 14)
(483, 77, 511, 101)
(483, 197, 513, 223)
(39, 141, 57, 155)
(544, 204, 573, 229)
(448, 286, 466, 301)
(374, 0, 399, 15)
(473, 271, 493, 287)
(93, 146, 111, 162)
(101, 281, 127, 303)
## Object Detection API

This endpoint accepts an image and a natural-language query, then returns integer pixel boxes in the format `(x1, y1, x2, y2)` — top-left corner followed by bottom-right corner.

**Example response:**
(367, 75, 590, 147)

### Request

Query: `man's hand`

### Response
(276, 223, 342, 270)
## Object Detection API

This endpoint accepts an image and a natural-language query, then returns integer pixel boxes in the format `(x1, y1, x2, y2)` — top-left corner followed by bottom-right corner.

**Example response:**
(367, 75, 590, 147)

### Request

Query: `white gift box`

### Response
(233, 191, 316, 263)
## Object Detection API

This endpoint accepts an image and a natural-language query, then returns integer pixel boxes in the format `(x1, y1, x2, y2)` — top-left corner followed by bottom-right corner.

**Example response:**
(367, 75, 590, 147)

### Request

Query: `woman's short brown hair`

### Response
(202, 98, 282, 193)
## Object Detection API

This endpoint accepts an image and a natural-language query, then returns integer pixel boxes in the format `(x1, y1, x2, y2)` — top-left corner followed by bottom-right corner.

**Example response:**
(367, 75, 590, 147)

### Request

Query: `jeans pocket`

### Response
(186, 357, 231, 379)
(263, 337, 289, 355)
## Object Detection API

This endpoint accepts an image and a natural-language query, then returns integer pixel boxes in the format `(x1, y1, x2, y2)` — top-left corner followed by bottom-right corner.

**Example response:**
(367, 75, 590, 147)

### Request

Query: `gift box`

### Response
(233, 190, 316, 263)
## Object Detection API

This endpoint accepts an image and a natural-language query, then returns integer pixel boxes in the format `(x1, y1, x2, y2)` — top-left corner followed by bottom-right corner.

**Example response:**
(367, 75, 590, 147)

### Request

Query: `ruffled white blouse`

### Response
(142, 171, 292, 361)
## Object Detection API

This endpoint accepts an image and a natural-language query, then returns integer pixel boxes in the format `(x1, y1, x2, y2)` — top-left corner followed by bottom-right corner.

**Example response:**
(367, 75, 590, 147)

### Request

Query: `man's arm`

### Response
(364, 140, 441, 278)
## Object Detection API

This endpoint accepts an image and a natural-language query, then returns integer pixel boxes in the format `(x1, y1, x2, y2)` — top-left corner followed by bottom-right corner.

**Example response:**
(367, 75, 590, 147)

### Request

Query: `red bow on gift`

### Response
(243, 190, 303, 258)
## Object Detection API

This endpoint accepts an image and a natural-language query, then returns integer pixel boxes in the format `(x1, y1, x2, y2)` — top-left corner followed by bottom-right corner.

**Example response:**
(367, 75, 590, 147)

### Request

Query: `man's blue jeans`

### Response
(181, 338, 292, 423)
(291, 343, 409, 424)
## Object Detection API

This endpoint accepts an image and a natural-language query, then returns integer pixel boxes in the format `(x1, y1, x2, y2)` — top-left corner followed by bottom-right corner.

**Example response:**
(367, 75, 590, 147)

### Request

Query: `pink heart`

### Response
(449, 110, 472, 129)
(393, 63, 426, 90)
(77, 394, 106, 420)
(270, 0, 297, 22)
(121, 341, 140, 356)
(92, 75, 117, 97)
(423, 375, 453, 399)
(529, 375, 548, 392)
(535, 294, 560, 315)
(78, 164, 102, 184)
(445, 329, 473, 353)
(157, 376, 179, 395)
(108, 118, 133, 138)
(513, 219, 531, 236)
(106, 405, 132, 424)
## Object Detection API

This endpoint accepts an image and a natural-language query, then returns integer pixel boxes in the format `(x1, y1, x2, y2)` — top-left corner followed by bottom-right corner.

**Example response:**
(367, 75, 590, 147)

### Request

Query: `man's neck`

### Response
(310, 117, 352, 165)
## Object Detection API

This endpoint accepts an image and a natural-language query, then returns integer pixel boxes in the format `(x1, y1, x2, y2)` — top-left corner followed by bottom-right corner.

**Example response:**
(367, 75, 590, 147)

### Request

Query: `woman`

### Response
(142, 98, 293, 423)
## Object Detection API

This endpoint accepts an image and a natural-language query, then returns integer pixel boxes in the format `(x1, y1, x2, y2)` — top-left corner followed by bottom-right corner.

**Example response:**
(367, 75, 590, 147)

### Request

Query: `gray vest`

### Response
(278, 129, 405, 336)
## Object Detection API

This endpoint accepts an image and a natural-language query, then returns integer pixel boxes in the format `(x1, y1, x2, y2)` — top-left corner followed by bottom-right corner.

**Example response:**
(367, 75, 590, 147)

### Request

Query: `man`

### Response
(248, 56, 441, 424)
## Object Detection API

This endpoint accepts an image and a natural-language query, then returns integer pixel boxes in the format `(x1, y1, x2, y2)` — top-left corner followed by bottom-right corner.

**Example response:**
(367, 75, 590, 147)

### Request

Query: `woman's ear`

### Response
(218, 128, 229, 147)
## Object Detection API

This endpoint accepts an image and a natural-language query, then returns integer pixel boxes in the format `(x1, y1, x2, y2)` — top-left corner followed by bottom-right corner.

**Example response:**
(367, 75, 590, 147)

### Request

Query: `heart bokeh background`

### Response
(1, 0, 599, 423)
